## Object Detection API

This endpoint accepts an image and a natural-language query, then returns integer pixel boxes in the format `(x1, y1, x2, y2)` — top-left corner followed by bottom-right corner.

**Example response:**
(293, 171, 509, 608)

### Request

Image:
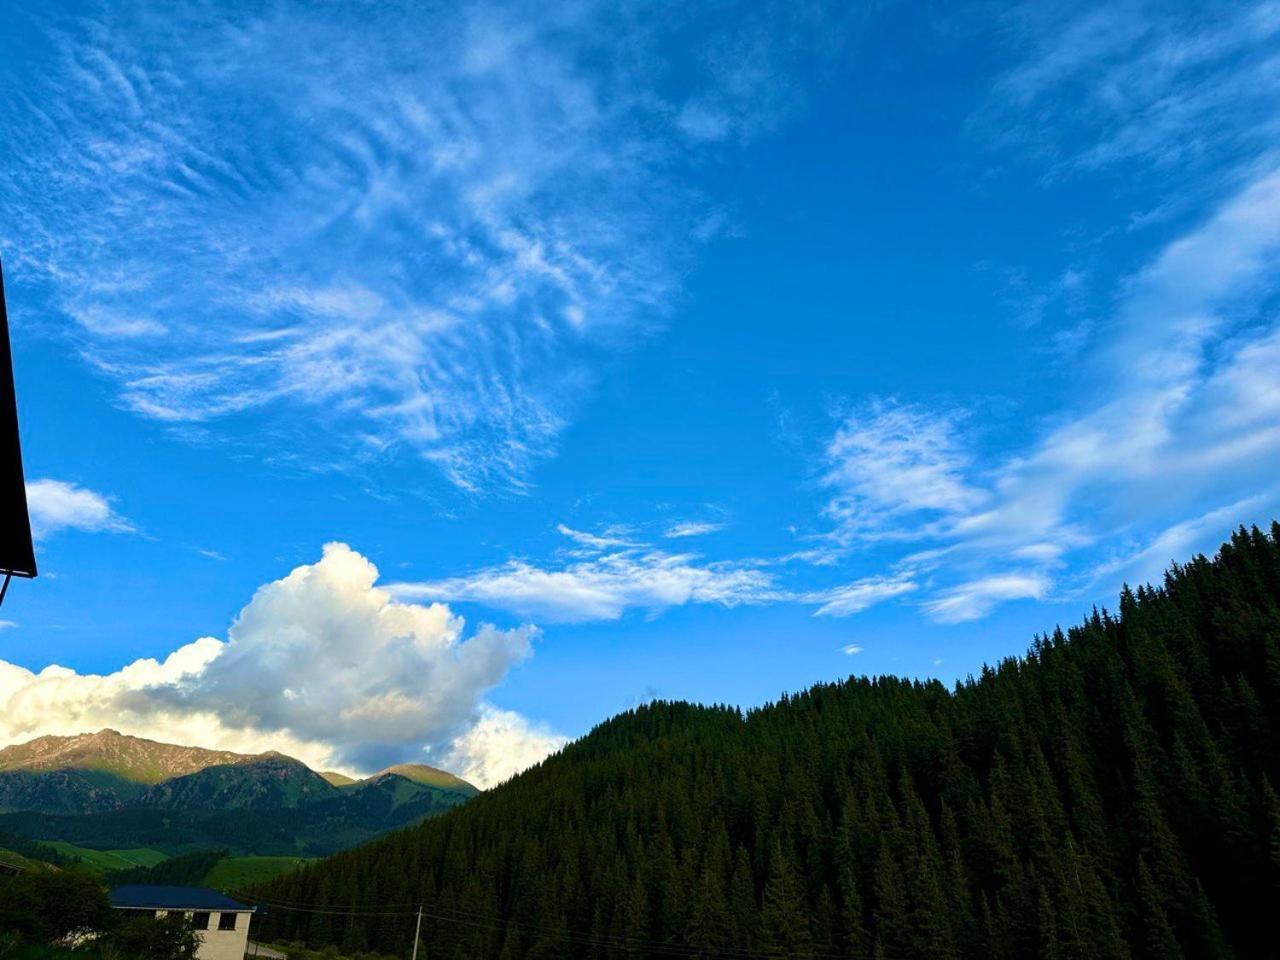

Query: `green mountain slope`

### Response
(0, 770, 474, 857)
(254, 524, 1280, 959)
(0, 730, 476, 815)
(367, 764, 478, 796)
(0, 768, 145, 814)
(0, 731, 298, 815)
(0, 734, 476, 856)
(139, 754, 337, 810)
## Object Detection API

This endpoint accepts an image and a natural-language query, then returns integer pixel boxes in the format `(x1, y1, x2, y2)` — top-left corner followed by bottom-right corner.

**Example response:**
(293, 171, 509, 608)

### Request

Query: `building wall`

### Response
(194, 913, 251, 960)
(151, 910, 252, 960)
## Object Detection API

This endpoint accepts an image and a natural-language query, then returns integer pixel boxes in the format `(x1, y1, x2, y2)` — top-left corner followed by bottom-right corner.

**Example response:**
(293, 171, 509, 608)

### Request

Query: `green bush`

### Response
(0, 870, 197, 960)
(269, 942, 398, 960)
(101, 915, 196, 960)
(0, 870, 112, 943)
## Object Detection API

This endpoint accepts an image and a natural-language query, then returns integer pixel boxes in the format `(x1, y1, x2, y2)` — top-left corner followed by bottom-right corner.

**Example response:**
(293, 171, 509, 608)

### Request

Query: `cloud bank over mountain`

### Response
(0, 544, 562, 787)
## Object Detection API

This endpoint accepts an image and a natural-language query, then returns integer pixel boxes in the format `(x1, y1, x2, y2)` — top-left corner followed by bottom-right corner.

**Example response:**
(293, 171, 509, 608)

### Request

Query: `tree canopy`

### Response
(254, 524, 1280, 958)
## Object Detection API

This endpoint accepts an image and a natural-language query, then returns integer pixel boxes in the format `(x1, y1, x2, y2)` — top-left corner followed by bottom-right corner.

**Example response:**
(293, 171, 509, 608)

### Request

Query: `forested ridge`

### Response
(0, 760, 471, 856)
(253, 525, 1280, 959)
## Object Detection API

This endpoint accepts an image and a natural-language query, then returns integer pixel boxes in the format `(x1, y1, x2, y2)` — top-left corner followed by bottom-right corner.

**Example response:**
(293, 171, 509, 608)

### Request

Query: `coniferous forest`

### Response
(253, 525, 1280, 959)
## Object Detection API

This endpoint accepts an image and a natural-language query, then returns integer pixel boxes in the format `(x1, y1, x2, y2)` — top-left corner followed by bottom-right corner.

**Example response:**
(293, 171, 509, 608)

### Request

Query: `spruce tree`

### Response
(759, 841, 814, 958)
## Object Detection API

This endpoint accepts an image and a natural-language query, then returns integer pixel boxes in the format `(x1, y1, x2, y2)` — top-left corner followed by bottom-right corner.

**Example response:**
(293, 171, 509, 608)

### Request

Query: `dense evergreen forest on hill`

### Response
(253, 526, 1280, 959)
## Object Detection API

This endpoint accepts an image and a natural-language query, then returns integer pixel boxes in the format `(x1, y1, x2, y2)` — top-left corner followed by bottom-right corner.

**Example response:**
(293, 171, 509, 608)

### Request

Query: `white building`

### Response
(109, 885, 257, 960)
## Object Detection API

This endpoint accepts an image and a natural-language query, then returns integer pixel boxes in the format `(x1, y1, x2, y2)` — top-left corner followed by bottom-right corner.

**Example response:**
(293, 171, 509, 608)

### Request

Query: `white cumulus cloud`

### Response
(442, 706, 567, 789)
(25, 479, 133, 539)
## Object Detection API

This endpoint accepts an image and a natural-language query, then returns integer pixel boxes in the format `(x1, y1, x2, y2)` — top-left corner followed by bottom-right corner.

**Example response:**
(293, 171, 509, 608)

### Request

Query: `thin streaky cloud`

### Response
(390, 548, 787, 623)
(664, 520, 727, 539)
(555, 524, 638, 551)
(922, 573, 1051, 625)
(811, 576, 918, 618)
(394, 534, 927, 622)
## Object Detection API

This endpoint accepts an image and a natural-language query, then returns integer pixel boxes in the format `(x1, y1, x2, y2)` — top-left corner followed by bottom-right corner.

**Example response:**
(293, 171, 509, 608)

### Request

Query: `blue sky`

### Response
(1, 0, 1279, 785)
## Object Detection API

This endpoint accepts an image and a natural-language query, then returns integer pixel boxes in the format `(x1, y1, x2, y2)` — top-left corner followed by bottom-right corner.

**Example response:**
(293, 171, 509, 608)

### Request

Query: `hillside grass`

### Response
(203, 855, 308, 890)
(0, 848, 40, 870)
(42, 841, 168, 871)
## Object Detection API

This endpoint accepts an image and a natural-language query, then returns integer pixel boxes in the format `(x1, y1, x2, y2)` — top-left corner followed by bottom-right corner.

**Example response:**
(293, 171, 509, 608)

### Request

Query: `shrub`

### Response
(0, 870, 112, 943)
(102, 914, 197, 960)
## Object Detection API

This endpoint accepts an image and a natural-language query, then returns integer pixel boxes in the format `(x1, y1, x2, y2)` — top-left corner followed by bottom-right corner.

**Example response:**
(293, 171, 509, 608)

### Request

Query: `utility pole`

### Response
(410, 905, 423, 960)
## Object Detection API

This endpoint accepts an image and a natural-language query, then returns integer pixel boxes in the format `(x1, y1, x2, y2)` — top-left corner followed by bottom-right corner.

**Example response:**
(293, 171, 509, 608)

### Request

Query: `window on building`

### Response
(218, 912, 238, 931)
(192, 912, 210, 930)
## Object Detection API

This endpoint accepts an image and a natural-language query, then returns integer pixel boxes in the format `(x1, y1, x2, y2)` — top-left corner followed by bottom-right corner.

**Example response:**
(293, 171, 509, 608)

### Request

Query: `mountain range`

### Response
(0, 730, 477, 856)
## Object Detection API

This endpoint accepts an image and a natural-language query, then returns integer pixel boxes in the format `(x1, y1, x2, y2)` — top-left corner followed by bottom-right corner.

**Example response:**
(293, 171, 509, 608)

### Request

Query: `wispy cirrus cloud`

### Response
(664, 520, 727, 539)
(797, 2, 1280, 624)
(555, 524, 637, 551)
(0, 0, 850, 491)
(921, 573, 1051, 625)
(394, 522, 924, 623)
(810, 575, 918, 618)
(391, 523, 780, 622)
(392, 550, 783, 623)
(822, 402, 986, 543)
(979, 0, 1280, 180)
(1085, 495, 1274, 590)
(816, 165, 1280, 621)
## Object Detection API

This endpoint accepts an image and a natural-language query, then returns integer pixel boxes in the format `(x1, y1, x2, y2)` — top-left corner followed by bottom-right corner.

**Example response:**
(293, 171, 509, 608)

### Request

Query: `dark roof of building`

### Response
(109, 885, 255, 912)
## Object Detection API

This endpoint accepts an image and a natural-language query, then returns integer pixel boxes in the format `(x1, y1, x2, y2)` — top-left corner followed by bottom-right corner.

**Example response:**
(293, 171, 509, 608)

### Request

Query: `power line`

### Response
(232, 887, 914, 960)
(231, 890, 422, 914)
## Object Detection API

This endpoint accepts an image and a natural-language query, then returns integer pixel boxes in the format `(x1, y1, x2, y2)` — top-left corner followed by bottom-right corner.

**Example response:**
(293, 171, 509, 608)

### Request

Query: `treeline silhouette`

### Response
(108, 848, 227, 885)
(0, 829, 67, 867)
(254, 525, 1280, 958)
